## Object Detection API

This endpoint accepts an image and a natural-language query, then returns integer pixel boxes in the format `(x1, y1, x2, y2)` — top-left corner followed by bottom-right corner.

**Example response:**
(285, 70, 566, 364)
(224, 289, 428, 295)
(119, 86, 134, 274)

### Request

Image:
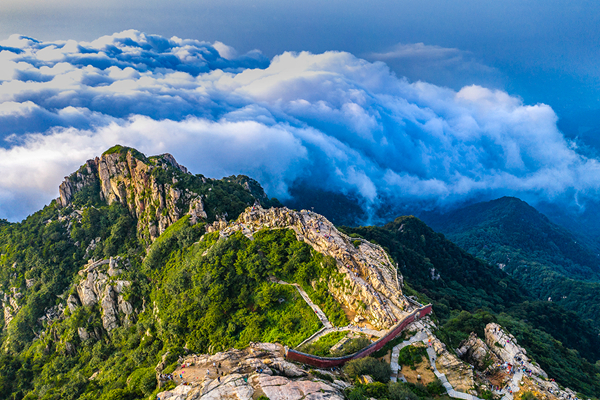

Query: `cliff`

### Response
(57, 147, 206, 242)
(156, 343, 347, 400)
(56, 146, 271, 242)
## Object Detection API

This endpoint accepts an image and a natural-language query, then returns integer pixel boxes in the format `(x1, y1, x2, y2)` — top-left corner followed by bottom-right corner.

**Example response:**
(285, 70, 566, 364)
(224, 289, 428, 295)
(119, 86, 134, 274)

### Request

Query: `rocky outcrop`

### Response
(57, 160, 99, 207)
(444, 323, 579, 400)
(156, 343, 345, 400)
(484, 323, 546, 378)
(207, 206, 411, 329)
(57, 148, 205, 242)
(2, 287, 23, 326)
(72, 257, 134, 331)
(402, 318, 475, 393)
(456, 332, 500, 371)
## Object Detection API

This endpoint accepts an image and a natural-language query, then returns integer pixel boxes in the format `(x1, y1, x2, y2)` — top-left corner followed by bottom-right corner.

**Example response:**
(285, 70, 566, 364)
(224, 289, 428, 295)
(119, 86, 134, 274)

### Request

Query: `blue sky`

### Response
(1, 1, 599, 221)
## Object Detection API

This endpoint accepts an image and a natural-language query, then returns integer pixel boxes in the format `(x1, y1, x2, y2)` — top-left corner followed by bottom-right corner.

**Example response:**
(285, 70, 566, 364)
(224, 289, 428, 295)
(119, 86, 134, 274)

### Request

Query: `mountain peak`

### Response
(423, 196, 600, 281)
(56, 145, 273, 242)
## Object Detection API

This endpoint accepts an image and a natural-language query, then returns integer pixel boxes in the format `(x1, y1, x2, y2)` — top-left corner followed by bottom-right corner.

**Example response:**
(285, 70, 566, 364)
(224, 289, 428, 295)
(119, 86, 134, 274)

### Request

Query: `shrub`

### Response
(396, 345, 427, 367)
(334, 337, 371, 356)
(127, 367, 156, 396)
(521, 392, 538, 400)
(343, 357, 391, 383)
(310, 370, 334, 382)
(426, 379, 446, 395)
(387, 382, 418, 400)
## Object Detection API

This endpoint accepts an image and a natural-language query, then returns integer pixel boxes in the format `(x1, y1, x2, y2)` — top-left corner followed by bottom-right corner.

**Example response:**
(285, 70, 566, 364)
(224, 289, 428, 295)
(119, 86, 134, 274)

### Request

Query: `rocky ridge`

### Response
(456, 322, 579, 400)
(456, 332, 500, 372)
(410, 319, 476, 393)
(207, 205, 412, 329)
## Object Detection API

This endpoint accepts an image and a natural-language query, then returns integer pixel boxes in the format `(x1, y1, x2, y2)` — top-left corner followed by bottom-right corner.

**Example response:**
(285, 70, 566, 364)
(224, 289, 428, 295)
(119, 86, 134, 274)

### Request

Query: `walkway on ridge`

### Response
(390, 330, 485, 400)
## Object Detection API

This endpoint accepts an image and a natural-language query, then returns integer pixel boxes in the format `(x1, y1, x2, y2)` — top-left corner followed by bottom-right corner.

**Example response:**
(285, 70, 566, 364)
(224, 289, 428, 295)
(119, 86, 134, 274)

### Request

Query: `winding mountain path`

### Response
(390, 331, 485, 400)
(277, 280, 332, 329)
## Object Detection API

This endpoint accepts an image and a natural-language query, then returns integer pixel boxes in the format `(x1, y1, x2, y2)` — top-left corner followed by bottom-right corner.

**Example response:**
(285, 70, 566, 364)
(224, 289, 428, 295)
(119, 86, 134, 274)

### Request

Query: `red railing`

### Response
(285, 304, 432, 368)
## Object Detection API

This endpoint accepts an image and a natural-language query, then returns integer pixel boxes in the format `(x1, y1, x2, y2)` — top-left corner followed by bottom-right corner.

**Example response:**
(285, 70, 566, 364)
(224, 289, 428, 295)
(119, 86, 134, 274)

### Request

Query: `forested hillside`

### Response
(420, 197, 600, 329)
(0, 147, 314, 399)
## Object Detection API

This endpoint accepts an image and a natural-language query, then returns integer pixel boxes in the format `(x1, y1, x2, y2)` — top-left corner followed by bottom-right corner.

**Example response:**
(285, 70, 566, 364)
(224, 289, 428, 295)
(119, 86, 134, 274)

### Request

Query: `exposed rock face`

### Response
(57, 149, 205, 242)
(58, 160, 99, 207)
(456, 332, 500, 371)
(480, 323, 585, 400)
(73, 257, 133, 331)
(207, 206, 411, 329)
(157, 343, 345, 400)
(429, 337, 474, 392)
(2, 288, 23, 326)
(78, 327, 90, 341)
(67, 294, 80, 312)
(484, 323, 546, 378)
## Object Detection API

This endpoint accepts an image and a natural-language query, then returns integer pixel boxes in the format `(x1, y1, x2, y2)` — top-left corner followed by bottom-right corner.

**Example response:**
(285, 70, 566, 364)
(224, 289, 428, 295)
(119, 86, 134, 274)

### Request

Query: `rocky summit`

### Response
(0, 146, 597, 400)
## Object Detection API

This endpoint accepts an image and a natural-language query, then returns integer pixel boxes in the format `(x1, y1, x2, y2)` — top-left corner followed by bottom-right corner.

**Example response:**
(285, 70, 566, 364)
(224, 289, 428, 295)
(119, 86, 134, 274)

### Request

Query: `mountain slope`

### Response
(419, 196, 600, 328)
(57, 144, 279, 244)
(422, 196, 600, 281)
(341, 216, 600, 396)
(0, 146, 416, 399)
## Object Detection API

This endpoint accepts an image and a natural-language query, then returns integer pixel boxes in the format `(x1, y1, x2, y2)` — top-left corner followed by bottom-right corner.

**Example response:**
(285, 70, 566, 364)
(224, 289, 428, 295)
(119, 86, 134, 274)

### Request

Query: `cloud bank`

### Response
(0, 30, 598, 222)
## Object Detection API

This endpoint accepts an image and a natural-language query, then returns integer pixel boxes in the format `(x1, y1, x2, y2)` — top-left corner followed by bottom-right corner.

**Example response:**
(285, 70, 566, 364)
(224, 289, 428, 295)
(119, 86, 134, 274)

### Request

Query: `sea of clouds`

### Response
(0, 30, 598, 221)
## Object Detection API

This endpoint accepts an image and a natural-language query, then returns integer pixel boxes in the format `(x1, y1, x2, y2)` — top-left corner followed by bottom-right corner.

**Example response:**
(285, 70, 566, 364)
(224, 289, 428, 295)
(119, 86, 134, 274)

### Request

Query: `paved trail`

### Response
(390, 330, 485, 400)
(278, 280, 332, 328)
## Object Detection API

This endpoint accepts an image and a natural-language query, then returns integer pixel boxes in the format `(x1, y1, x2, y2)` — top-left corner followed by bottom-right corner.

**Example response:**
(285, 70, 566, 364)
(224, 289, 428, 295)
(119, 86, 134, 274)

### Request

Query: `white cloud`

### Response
(0, 31, 598, 221)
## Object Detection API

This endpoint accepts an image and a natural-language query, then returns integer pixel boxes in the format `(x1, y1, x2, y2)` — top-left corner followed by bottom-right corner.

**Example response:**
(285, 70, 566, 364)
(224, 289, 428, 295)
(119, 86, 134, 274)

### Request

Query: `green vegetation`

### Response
(300, 331, 347, 356)
(2, 150, 600, 399)
(435, 310, 600, 397)
(300, 332, 370, 357)
(0, 150, 342, 399)
(102, 145, 148, 163)
(371, 330, 413, 358)
(520, 392, 538, 400)
(337, 337, 371, 356)
(0, 209, 349, 399)
(310, 369, 334, 382)
(345, 381, 450, 400)
(343, 357, 391, 383)
(164, 171, 281, 223)
(396, 345, 427, 368)
(422, 196, 600, 329)
(341, 216, 526, 322)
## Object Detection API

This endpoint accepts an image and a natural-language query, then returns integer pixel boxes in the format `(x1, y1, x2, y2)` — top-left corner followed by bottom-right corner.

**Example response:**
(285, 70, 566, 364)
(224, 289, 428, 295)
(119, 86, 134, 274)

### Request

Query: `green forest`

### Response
(0, 202, 348, 399)
(421, 196, 600, 328)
